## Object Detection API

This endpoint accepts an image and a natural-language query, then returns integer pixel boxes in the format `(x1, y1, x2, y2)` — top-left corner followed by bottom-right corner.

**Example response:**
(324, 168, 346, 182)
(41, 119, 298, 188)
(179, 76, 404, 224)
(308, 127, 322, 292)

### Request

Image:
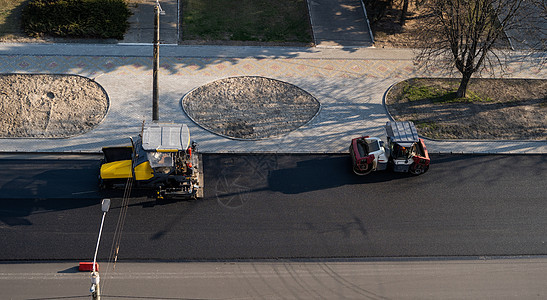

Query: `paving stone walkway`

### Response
(0, 44, 545, 154)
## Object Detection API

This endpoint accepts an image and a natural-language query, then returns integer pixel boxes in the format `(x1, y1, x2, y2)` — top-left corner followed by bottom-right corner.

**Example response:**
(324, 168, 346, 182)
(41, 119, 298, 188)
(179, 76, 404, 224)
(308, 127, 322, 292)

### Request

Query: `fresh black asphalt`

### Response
(0, 153, 546, 260)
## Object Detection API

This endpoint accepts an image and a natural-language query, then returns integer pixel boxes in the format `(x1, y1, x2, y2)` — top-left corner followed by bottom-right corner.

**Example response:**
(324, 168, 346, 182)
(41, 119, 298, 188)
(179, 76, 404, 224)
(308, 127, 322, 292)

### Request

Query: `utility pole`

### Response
(152, 1, 162, 122)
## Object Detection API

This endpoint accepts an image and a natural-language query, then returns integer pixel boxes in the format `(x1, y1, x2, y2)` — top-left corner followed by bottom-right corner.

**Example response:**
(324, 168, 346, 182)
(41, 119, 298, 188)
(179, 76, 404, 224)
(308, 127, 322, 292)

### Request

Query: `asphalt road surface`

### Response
(0, 153, 546, 260)
(3, 260, 547, 299)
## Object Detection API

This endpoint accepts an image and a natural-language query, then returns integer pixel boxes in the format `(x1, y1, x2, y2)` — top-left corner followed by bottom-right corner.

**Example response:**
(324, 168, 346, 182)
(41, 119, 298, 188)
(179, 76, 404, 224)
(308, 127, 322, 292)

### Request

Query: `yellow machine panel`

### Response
(134, 161, 154, 180)
(100, 160, 154, 180)
(100, 160, 132, 179)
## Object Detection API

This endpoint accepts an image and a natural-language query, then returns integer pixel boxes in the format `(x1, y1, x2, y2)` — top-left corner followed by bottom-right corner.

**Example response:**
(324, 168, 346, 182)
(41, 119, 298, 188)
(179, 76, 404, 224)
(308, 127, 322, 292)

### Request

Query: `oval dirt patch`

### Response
(182, 76, 320, 140)
(0, 74, 108, 138)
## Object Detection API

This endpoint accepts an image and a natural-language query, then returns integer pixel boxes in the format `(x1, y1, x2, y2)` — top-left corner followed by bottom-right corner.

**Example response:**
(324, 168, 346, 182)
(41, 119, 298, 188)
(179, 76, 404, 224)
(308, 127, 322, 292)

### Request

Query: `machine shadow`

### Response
(267, 155, 410, 195)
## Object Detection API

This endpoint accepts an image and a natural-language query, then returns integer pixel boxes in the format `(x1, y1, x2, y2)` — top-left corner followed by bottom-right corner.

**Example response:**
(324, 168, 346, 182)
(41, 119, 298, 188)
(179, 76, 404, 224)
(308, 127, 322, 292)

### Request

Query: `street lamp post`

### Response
(90, 199, 111, 300)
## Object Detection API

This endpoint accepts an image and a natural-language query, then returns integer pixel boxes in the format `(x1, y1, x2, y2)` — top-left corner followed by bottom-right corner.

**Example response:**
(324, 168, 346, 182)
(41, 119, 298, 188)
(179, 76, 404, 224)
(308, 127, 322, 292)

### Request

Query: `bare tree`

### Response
(416, 0, 545, 98)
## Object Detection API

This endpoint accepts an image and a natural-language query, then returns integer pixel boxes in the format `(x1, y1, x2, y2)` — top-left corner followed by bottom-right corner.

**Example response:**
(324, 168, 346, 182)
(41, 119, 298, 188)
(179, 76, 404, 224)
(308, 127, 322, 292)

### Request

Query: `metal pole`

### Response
(91, 211, 106, 300)
(90, 199, 110, 300)
(152, 3, 160, 122)
(93, 212, 106, 272)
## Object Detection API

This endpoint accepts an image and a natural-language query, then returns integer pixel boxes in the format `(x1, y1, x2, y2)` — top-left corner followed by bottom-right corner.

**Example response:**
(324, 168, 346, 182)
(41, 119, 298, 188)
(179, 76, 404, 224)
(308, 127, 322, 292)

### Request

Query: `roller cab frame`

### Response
(350, 121, 430, 176)
(99, 123, 203, 199)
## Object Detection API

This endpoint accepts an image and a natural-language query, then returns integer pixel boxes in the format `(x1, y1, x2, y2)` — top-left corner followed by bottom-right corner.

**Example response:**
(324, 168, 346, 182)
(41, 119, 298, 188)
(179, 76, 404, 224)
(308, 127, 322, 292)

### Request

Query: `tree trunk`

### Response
(456, 72, 472, 98)
(400, 0, 409, 26)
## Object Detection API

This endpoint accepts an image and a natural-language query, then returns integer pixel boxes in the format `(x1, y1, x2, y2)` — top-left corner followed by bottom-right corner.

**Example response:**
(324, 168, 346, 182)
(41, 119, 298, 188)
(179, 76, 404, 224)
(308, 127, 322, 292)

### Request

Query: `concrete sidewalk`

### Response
(501, 1, 547, 50)
(121, 0, 179, 44)
(308, 0, 374, 47)
(0, 43, 545, 154)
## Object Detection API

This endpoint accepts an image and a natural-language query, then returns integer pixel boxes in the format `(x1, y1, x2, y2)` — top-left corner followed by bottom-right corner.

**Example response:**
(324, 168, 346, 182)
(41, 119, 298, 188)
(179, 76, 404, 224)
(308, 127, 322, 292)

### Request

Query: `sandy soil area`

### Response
(0, 74, 108, 138)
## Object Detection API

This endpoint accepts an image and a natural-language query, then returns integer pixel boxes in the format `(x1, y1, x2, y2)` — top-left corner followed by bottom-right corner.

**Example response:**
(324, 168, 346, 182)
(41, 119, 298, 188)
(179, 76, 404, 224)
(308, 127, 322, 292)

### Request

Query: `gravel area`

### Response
(182, 76, 321, 140)
(0, 74, 108, 138)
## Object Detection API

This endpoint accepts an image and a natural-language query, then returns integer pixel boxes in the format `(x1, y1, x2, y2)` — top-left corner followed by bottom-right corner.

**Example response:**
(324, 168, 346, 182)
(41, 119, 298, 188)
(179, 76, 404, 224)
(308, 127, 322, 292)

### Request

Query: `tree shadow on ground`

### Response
(0, 0, 28, 40)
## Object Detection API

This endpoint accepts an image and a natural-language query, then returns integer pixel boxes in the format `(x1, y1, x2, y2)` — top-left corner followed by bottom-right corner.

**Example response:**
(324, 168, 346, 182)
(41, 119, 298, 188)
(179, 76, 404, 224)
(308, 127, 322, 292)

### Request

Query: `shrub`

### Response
(21, 0, 131, 39)
(363, 0, 391, 25)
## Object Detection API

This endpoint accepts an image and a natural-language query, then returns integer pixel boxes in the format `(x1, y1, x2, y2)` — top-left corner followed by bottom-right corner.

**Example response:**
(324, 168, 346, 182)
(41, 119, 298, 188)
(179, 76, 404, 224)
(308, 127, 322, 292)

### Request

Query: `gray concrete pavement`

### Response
(121, 0, 179, 44)
(308, 0, 374, 47)
(501, 1, 547, 50)
(1, 258, 547, 299)
(0, 43, 545, 154)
